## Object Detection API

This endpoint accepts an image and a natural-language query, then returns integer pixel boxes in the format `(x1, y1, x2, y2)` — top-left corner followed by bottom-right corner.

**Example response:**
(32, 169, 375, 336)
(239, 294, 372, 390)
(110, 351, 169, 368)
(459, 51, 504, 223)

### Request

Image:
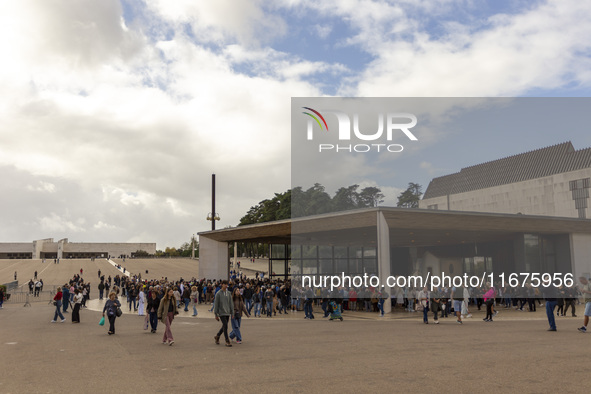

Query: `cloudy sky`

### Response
(1, 0, 590, 249)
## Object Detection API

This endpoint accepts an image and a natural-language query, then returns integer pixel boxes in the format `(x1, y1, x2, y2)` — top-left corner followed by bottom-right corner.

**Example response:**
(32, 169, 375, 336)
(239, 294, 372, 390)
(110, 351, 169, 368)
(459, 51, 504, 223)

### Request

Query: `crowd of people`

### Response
(36, 267, 591, 347)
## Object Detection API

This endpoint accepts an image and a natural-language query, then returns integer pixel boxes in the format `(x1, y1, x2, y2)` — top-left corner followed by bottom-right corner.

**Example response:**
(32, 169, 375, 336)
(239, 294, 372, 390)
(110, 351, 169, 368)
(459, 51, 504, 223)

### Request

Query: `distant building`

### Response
(420, 141, 591, 218)
(0, 238, 156, 259)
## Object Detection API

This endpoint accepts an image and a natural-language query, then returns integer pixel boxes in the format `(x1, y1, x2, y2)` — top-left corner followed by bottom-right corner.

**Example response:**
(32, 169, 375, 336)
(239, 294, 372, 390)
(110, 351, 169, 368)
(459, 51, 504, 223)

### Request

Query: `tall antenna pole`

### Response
(212, 173, 216, 231)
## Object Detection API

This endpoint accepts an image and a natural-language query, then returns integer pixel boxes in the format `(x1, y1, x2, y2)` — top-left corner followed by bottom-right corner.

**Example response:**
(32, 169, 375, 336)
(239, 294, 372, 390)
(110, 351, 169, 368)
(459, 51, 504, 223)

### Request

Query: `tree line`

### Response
(238, 184, 386, 226)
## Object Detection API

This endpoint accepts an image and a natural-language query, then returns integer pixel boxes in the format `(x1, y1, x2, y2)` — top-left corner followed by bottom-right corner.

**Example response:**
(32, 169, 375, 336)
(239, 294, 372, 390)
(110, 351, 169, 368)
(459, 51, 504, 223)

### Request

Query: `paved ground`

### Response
(0, 258, 201, 288)
(0, 298, 589, 394)
(2, 258, 590, 393)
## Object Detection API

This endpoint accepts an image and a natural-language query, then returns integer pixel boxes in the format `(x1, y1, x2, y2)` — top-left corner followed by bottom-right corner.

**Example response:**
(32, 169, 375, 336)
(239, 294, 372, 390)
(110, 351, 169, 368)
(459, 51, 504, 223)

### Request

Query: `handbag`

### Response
(99, 316, 105, 326)
(116, 307, 122, 317)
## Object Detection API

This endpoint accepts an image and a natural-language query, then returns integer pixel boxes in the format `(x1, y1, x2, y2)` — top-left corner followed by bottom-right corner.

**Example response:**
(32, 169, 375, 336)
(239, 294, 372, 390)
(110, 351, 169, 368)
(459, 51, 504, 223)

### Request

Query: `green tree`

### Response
(396, 182, 423, 208)
(133, 250, 150, 257)
(332, 184, 360, 211)
(358, 186, 385, 207)
(164, 247, 179, 257)
(304, 183, 332, 216)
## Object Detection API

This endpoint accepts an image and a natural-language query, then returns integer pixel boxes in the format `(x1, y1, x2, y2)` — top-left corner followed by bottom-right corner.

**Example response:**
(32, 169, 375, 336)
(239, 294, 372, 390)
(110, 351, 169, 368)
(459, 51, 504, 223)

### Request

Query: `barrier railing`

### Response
(5, 288, 58, 305)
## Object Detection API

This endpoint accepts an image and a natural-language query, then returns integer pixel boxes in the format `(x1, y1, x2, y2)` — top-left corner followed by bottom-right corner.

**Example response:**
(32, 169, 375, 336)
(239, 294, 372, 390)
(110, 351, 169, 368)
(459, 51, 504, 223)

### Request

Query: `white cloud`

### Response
(94, 221, 117, 230)
(148, 0, 287, 46)
(38, 213, 86, 233)
(27, 181, 56, 193)
(315, 25, 332, 39)
(0, 0, 589, 249)
(350, 1, 591, 96)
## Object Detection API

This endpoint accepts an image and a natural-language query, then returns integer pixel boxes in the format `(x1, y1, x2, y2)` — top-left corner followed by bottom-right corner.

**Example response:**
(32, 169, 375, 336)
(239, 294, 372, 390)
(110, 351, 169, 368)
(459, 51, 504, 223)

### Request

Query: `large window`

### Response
(289, 244, 379, 280)
(463, 256, 493, 276)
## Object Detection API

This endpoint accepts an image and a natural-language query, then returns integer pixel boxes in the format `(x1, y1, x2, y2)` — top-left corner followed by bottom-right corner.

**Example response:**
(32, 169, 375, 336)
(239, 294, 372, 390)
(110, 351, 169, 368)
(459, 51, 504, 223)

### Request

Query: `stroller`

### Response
(328, 300, 343, 321)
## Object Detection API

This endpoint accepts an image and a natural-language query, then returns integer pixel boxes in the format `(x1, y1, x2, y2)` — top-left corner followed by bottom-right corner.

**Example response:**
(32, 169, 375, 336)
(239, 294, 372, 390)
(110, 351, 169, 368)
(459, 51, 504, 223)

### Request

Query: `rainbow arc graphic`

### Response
(302, 107, 329, 132)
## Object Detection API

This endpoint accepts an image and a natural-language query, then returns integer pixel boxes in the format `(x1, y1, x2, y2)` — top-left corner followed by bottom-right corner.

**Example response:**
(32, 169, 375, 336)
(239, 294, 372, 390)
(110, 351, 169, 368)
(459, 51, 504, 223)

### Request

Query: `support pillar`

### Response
(377, 211, 392, 314)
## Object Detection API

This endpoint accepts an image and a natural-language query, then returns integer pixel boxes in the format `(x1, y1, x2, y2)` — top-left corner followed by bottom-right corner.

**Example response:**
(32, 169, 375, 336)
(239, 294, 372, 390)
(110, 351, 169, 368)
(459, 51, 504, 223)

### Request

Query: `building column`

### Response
(377, 210, 392, 314)
(198, 235, 229, 280)
(570, 233, 591, 279)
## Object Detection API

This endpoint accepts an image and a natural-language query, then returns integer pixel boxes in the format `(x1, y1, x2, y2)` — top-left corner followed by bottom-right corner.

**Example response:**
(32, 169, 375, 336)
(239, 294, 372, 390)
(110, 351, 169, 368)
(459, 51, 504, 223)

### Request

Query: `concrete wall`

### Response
(0, 243, 33, 253)
(61, 242, 157, 257)
(420, 168, 591, 218)
(198, 235, 229, 280)
(0, 241, 156, 258)
(33, 238, 53, 258)
(570, 233, 591, 279)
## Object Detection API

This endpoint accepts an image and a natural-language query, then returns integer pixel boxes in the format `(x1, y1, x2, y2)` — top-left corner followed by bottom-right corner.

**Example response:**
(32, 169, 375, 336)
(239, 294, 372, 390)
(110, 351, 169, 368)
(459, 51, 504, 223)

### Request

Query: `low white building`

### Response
(0, 238, 156, 259)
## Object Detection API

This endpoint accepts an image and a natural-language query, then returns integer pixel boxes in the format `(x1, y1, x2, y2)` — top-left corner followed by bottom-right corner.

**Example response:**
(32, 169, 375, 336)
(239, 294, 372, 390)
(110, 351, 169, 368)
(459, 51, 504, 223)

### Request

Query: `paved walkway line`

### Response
(107, 259, 130, 277)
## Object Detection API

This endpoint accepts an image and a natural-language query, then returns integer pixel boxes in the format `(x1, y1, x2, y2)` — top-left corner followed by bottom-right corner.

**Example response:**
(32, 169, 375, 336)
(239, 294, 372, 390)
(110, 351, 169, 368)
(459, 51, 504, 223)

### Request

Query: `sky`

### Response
(0, 0, 590, 249)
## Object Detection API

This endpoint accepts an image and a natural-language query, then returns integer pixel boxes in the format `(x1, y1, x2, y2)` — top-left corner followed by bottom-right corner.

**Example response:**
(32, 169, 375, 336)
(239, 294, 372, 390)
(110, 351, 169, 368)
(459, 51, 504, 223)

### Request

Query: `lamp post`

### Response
(206, 212, 220, 227)
(207, 173, 221, 231)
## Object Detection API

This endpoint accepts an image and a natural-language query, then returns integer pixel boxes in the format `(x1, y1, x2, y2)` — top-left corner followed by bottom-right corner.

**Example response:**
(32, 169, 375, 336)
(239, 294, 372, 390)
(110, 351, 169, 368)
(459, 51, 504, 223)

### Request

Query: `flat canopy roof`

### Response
(198, 207, 591, 246)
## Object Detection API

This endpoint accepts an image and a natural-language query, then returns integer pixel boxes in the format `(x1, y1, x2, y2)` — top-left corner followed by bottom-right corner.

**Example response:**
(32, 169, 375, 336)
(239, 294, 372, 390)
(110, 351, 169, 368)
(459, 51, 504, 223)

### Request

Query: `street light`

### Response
(206, 212, 221, 222)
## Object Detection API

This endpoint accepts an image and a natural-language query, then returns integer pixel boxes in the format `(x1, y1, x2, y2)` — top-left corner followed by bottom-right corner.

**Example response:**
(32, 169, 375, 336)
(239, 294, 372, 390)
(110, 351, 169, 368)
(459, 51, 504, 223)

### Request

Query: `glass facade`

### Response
(289, 244, 378, 282)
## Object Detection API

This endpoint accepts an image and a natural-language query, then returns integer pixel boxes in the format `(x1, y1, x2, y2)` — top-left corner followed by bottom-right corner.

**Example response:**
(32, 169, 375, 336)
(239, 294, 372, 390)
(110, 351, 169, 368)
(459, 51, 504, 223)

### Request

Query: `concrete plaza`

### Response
(0, 297, 589, 393)
(1, 258, 589, 393)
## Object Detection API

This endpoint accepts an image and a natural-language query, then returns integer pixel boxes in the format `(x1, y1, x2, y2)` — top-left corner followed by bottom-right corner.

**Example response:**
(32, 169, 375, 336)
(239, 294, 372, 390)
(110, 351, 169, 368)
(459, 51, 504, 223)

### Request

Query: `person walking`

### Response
(157, 288, 178, 345)
(430, 288, 441, 324)
(264, 286, 274, 318)
(62, 285, 70, 314)
(137, 287, 146, 316)
(102, 292, 121, 335)
(418, 287, 430, 324)
(564, 284, 577, 317)
(253, 286, 262, 317)
(243, 283, 254, 314)
(451, 285, 463, 324)
(544, 285, 559, 331)
(304, 286, 315, 319)
(98, 281, 105, 300)
(577, 276, 591, 333)
(182, 286, 191, 312)
(128, 285, 137, 311)
(71, 289, 83, 323)
(51, 287, 66, 323)
(213, 280, 234, 347)
(190, 286, 199, 316)
(483, 283, 496, 322)
(34, 280, 42, 297)
(147, 290, 160, 333)
(229, 287, 250, 344)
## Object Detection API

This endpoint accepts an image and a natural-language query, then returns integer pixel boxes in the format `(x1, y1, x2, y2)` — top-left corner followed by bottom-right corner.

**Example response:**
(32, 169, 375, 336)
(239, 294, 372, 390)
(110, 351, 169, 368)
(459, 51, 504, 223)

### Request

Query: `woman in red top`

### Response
(52, 287, 66, 323)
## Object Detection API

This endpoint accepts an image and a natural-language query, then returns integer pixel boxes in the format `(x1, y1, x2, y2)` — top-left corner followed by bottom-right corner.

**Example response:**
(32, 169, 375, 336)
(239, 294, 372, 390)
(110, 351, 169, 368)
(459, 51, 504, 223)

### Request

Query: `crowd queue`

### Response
(42, 270, 591, 346)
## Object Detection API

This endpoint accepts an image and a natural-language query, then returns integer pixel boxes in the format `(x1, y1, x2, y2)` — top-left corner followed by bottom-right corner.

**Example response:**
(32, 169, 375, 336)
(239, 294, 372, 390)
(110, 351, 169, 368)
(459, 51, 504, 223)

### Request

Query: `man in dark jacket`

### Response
(243, 283, 254, 314)
(182, 286, 191, 312)
(98, 281, 105, 300)
(213, 280, 234, 347)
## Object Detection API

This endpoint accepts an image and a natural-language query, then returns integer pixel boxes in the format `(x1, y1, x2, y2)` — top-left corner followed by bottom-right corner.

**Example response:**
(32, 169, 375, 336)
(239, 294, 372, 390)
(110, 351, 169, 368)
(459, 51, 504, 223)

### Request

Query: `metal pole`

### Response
(212, 173, 216, 231)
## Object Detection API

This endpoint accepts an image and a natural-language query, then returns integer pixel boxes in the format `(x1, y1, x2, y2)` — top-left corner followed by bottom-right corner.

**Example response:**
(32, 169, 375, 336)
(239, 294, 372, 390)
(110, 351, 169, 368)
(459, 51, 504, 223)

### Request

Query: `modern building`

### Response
(199, 207, 591, 312)
(198, 142, 591, 314)
(0, 238, 156, 259)
(419, 141, 591, 218)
